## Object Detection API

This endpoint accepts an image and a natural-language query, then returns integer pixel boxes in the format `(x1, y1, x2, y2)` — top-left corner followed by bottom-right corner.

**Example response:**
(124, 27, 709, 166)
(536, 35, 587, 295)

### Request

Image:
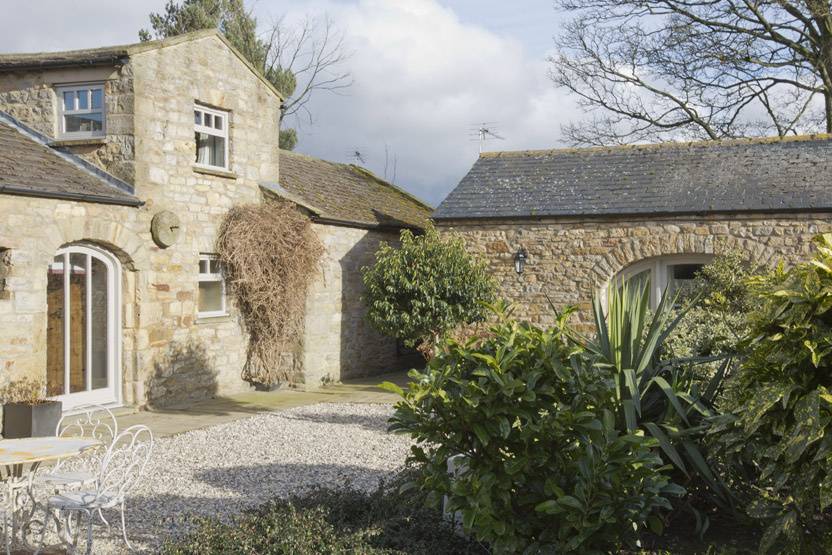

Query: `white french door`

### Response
(46, 244, 121, 410)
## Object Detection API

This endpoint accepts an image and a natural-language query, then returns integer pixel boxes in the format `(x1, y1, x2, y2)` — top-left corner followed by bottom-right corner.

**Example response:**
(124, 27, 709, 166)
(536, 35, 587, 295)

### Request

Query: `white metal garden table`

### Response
(0, 437, 100, 553)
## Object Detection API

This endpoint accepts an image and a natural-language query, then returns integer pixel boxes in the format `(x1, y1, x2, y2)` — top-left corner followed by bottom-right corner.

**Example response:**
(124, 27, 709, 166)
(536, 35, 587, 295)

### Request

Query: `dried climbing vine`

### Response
(216, 200, 323, 385)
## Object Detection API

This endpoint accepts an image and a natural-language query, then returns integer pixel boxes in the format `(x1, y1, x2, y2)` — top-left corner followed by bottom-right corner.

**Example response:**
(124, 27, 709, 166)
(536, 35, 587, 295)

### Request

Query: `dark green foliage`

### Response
(361, 224, 495, 354)
(710, 234, 832, 553)
(161, 476, 484, 554)
(384, 304, 683, 553)
(666, 252, 761, 363)
(140, 0, 266, 69)
(279, 128, 298, 151)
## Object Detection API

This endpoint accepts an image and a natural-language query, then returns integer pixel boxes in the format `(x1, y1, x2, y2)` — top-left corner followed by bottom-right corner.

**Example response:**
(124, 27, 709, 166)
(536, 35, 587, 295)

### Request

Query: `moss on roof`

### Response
(274, 150, 431, 229)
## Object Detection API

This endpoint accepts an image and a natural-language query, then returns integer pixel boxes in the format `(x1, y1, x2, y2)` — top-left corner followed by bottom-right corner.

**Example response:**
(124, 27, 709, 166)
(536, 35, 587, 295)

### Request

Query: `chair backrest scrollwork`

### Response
(56, 405, 118, 446)
(95, 425, 153, 504)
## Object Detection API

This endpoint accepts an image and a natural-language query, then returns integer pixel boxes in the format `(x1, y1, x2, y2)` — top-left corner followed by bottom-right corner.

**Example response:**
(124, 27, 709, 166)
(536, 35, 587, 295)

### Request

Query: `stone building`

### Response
(0, 30, 429, 412)
(434, 137, 832, 327)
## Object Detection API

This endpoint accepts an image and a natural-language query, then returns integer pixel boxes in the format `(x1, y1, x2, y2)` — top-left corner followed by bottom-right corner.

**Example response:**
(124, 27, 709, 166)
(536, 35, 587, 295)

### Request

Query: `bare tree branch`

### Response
(261, 14, 353, 124)
(553, 0, 832, 145)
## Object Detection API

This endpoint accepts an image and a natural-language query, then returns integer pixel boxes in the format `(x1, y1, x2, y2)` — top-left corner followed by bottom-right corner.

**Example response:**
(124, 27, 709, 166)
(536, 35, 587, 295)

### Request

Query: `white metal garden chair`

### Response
(36, 405, 118, 491)
(36, 425, 152, 555)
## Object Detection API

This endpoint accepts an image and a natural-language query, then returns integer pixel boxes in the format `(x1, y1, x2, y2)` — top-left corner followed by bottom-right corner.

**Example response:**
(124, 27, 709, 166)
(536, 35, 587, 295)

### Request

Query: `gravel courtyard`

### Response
(77, 403, 411, 553)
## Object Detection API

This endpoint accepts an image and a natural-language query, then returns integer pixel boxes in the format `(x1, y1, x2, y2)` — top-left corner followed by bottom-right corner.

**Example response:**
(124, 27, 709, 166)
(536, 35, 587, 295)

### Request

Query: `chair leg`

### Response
(4, 510, 9, 555)
(83, 510, 94, 555)
(97, 508, 110, 530)
(34, 504, 51, 555)
(120, 501, 132, 551)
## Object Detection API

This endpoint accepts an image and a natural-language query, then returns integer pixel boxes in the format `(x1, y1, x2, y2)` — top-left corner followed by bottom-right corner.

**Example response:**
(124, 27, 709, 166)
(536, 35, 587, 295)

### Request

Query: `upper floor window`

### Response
(56, 83, 105, 139)
(608, 254, 713, 309)
(194, 105, 228, 170)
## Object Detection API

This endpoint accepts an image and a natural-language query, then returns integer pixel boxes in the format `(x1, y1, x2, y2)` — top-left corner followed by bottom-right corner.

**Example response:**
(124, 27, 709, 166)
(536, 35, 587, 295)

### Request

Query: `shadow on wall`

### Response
(146, 339, 218, 409)
(337, 226, 422, 382)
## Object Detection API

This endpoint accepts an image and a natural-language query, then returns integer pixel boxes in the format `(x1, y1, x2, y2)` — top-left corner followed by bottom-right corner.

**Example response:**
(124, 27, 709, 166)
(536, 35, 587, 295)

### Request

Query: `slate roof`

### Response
(266, 150, 431, 229)
(0, 30, 283, 100)
(0, 111, 141, 206)
(433, 135, 832, 220)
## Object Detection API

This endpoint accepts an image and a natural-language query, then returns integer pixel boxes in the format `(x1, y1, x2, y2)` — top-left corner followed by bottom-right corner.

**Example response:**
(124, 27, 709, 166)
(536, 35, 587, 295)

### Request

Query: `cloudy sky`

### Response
(1, 0, 576, 206)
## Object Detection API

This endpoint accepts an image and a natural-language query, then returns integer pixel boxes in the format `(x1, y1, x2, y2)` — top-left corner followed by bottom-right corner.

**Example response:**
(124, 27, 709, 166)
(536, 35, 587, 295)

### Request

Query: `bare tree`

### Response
(551, 1, 832, 145)
(261, 15, 352, 124)
(140, 1, 351, 150)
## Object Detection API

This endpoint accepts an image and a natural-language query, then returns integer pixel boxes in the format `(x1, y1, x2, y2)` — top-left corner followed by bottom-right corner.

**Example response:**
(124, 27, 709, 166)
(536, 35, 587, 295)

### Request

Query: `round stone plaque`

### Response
(151, 210, 182, 248)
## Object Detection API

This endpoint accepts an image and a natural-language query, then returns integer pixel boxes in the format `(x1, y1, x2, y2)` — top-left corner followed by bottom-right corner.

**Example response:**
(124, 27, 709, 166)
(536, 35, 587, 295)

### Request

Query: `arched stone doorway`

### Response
(46, 243, 122, 409)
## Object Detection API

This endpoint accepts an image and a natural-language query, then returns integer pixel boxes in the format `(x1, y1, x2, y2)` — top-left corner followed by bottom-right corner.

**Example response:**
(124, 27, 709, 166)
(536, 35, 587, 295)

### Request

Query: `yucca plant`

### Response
(576, 280, 733, 519)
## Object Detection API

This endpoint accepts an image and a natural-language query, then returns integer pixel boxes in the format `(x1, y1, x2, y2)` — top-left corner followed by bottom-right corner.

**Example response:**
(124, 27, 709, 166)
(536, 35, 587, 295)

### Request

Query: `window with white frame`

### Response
(194, 105, 229, 170)
(198, 254, 226, 317)
(606, 254, 714, 309)
(56, 83, 105, 139)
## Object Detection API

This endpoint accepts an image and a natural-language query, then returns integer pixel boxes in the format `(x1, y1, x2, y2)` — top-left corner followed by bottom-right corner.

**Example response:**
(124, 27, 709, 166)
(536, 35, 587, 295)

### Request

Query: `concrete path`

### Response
(113, 370, 413, 438)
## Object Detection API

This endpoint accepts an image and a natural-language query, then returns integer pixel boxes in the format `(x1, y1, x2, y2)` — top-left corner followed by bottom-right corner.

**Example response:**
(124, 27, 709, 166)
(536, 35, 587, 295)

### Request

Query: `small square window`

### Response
(198, 254, 226, 318)
(194, 105, 229, 170)
(56, 83, 105, 139)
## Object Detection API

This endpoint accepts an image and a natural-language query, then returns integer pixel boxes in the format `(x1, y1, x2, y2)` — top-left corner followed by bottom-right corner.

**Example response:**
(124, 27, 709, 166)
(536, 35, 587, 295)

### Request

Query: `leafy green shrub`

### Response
(161, 474, 484, 554)
(665, 252, 763, 364)
(385, 304, 683, 553)
(361, 223, 495, 356)
(710, 234, 832, 553)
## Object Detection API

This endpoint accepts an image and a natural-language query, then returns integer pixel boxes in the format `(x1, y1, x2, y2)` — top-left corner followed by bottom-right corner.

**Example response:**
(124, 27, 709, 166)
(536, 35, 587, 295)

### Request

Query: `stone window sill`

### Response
(193, 165, 238, 180)
(196, 313, 232, 325)
(50, 138, 107, 147)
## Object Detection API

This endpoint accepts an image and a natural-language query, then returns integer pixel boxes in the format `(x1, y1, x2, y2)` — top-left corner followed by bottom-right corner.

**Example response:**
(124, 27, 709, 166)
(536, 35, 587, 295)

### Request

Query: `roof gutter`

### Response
(0, 185, 143, 207)
(0, 55, 128, 72)
(311, 215, 423, 232)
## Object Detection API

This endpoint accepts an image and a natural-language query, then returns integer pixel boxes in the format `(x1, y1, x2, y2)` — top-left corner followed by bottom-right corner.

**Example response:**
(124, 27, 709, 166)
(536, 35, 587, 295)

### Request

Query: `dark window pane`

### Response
(195, 132, 226, 168)
(198, 281, 223, 313)
(77, 89, 89, 110)
(68, 253, 86, 394)
(90, 257, 108, 390)
(672, 264, 702, 280)
(47, 256, 65, 397)
(90, 88, 103, 110)
(65, 113, 103, 133)
(63, 91, 75, 112)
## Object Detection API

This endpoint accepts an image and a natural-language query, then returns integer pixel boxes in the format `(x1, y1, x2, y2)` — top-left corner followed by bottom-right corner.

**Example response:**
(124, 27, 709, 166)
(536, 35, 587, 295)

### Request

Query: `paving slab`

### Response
(113, 370, 415, 438)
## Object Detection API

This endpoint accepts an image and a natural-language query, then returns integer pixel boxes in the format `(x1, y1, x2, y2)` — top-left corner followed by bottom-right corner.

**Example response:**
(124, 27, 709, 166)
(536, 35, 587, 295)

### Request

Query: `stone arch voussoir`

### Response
(589, 231, 778, 291)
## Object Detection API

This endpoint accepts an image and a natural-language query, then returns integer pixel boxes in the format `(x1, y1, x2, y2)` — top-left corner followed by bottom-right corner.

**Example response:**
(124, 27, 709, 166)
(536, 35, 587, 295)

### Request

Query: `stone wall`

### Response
(303, 224, 413, 386)
(129, 36, 281, 406)
(0, 34, 282, 408)
(0, 65, 135, 184)
(437, 213, 832, 327)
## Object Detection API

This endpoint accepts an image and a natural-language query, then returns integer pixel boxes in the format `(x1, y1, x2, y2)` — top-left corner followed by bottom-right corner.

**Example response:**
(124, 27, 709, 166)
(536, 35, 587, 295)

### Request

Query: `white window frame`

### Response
(49, 244, 122, 411)
(194, 104, 230, 171)
(604, 254, 714, 309)
(197, 254, 227, 318)
(56, 82, 106, 139)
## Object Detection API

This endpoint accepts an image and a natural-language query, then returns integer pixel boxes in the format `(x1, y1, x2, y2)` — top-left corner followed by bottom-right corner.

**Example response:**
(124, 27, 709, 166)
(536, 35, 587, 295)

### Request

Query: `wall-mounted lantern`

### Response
(514, 248, 528, 275)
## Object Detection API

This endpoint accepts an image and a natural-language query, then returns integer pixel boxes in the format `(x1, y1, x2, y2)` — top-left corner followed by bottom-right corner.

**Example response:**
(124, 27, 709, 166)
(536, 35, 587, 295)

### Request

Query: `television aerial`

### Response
(469, 122, 505, 153)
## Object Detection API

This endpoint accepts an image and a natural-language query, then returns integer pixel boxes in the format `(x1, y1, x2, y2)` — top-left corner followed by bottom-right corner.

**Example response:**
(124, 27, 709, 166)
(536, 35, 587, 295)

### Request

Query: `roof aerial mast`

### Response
(469, 122, 505, 153)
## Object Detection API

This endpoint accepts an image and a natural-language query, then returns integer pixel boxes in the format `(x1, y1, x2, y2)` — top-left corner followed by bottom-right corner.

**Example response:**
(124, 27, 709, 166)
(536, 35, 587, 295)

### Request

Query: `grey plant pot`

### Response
(3, 400, 62, 438)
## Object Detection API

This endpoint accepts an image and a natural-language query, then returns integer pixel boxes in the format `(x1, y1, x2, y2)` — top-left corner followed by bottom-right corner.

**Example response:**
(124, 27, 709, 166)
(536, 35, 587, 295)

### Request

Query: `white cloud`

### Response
(269, 0, 575, 205)
(0, 0, 575, 206)
(0, 1, 166, 53)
